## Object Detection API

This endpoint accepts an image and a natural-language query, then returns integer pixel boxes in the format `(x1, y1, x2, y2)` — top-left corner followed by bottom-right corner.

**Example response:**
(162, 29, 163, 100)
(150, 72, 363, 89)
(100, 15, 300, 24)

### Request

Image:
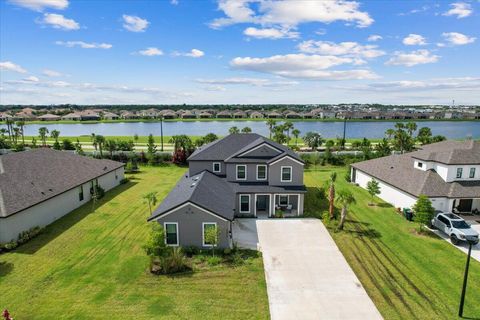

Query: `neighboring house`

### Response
(80, 111, 101, 121)
(120, 111, 138, 119)
(249, 111, 264, 119)
(199, 111, 213, 118)
(0, 113, 12, 121)
(148, 133, 306, 248)
(351, 140, 480, 214)
(141, 108, 159, 118)
(285, 111, 301, 119)
(37, 114, 61, 121)
(216, 110, 233, 118)
(102, 112, 119, 120)
(0, 148, 125, 243)
(62, 112, 82, 121)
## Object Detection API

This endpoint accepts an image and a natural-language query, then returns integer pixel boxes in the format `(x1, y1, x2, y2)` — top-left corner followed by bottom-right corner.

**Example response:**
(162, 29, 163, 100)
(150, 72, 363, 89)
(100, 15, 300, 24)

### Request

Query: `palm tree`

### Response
(292, 129, 300, 145)
(385, 128, 395, 140)
(303, 132, 324, 151)
(336, 190, 356, 230)
(5, 118, 14, 142)
(51, 130, 61, 150)
(90, 133, 97, 151)
(406, 122, 418, 137)
(0, 128, 7, 139)
(266, 119, 277, 139)
(283, 121, 294, 143)
(39, 127, 49, 147)
(16, 120, 25, 144)
(328, 172, 337, 219)
(241, 127, 252, 133)
(94, 135, 106, 157)
(12, 127, 20, 145)
(105, 139, 117, 158)
(143, 192, 158, 216)
(229, 126, 239, 134)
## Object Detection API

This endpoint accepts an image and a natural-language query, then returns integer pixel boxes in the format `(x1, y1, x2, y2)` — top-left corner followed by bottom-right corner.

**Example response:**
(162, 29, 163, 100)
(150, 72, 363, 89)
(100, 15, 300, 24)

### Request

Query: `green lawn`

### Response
(0, 166, 269, 319)
(304, 166, 480, 320)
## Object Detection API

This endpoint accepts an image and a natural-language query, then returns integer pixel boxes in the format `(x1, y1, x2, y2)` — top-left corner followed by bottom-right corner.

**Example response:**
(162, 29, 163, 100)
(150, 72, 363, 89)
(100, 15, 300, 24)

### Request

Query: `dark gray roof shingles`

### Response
(0, 148, 124, 217)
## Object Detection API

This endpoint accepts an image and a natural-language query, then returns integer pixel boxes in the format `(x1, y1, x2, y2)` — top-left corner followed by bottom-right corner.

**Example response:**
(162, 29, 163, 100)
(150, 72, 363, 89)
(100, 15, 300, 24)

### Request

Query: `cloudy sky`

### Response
(0, 0, 479, 105)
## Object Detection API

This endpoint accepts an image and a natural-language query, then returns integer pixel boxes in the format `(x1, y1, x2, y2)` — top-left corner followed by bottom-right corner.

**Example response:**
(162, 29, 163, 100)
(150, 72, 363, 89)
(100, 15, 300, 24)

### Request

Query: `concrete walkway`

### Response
(233, 218, 383, 320)
(431, 222, 480, 263)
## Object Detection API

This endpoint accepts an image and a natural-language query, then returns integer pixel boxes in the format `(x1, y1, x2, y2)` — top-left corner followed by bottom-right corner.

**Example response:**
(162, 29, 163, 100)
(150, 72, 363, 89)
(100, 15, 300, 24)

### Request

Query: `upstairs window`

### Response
(281, 166, 292, 182)
(213, 162, 221, 173)
(456, 168, 463, 178)
(257, 165, 267, 180)
(236, 165, 247, 180)
(470, 168, 476, 178)
(417, 162, 423, 168)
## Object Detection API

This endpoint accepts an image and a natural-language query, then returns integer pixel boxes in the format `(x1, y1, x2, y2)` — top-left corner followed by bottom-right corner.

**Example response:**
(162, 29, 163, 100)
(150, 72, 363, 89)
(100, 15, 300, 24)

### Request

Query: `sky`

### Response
(0, 0, 479, 105)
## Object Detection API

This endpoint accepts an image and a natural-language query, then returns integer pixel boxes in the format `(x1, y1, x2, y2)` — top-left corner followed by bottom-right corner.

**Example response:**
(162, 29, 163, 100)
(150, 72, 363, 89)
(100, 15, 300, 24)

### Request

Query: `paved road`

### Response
(431, 222, 480, 263)
(233, 218, 383, 320)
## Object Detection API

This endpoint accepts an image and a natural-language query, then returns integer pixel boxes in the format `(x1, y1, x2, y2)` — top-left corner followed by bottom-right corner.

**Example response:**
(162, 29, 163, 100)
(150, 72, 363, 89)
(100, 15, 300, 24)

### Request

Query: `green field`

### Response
(304, 166, 480, 320)
(0, 166, 269, 319)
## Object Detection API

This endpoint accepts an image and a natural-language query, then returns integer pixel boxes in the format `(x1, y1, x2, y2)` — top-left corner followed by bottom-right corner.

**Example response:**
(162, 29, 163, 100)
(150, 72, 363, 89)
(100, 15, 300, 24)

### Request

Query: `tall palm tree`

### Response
(328, 172, 337, 219)
(385, 128, 395, 140)
(336, 190, 356, 230)
(12, 127, 20, 145)
(406, 122, 417, 137)
(90, 133, 97, 151)
(283, 121, 294, 143)
(266, 119, 277, 139)
(5, 118, 14, 143)
(16, 120, 25, 145)
(38, 127, 49, 147)
(143, 192, 158, 216)
(292, 129, 300, 146)
(94, 135, 106, 157)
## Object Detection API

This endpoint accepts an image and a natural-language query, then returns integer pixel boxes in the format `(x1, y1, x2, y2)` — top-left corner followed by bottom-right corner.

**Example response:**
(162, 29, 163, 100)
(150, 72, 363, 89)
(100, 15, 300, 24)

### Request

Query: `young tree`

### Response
(266, 119, 277, 139)
(303, 132, 324, 151)
(170, 135, 193, 164)
(406, 122, 418, 137)
(16, 120, 25, 145)
(241, 127, 252, 133)
(366, 179, 380, 205)
(91, 133, 97, 151)
(94, 135, 106, 157)
(413, 195, 435, 232)
(204, 225, 221, 257)
(272, 125, 287, 144)
(416, 127, 432, 145)
(229, 126, 239, 134)
(385, 128, 395, 140)
(292, 128, 301, 145)
(51, 130, 61, 150)
(375, 138, 392, 157)
(143, 223, 168, 261)
(336, 190, 356, 230)
(328, 172, 337, 219)
(146, 134, 157, 163)
(38, 127, 49, 147)
(75, 138, 84, 155)
(105, 139, 117, 158)
(143, 191, 158, 216)
(283, 121, 294, 143)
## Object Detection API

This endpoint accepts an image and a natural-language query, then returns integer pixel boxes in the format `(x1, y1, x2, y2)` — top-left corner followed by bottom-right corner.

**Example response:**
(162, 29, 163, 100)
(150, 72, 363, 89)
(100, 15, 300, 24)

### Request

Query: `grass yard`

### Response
(0, 166, 269, 319)
(304, 166, 480, 320)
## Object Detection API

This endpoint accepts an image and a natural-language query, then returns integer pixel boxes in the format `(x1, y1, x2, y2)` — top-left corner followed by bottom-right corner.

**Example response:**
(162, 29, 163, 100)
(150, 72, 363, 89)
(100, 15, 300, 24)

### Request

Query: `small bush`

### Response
(0, 226, 43, 254)
(91, 185, 105, 199)
(207, 256, 222, 266)
(183, 245, 200, 256)
(152, 247, 192, 274)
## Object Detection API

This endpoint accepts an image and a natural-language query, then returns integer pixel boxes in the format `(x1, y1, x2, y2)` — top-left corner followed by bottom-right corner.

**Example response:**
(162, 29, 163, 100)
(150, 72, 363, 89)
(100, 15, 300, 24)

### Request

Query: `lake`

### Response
(2, 121, 479, 139)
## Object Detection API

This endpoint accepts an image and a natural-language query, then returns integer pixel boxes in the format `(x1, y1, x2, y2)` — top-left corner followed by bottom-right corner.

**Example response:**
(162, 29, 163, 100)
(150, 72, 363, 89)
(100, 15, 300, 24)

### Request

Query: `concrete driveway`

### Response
(431, 222, 480, 263)
(233, 218, 382, 320)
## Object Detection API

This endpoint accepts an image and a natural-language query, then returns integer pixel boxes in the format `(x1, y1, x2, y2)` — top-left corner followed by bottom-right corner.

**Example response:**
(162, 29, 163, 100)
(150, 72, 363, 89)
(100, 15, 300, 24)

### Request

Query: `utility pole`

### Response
(160, 116, 164, 152)
(459, 240, 474, 317)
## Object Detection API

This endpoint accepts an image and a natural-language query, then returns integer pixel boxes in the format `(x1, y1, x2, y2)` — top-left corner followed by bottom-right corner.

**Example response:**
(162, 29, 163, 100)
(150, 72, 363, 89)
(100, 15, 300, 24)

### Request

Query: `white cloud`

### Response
(386, 50, 439, 67)
(230, 54, 378, 80)
(172, 49, 205, 58)
(136, 47, 164, 56)
(55, 41, 112, 49)
(196, 77, 298, 87)
(243, 27, 299, 39)
(443, 2, 472, 18)
(0, 61, 27, 73)
(170, 0, 179, 4)
(402, 34, 427, 45)
(297, 40, 385, 59)
(38, 13, 79, 30)
(122, 14, 149, 32)
(342, 77, 480, 92)
(315, 28, 327, 36)
(210, 0, 373, 29)
(442, 32, 476, 45)
(23, 76, 39, 82)
(8, 0, 68, 11)
(367, 35, 382, 42)
(42, 69, 62, 77)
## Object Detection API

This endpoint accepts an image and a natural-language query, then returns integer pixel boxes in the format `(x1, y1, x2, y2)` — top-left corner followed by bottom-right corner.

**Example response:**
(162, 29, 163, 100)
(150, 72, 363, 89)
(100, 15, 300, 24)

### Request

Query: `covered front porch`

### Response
(253, 193, 304, 218)
(450, 198, 480, 215)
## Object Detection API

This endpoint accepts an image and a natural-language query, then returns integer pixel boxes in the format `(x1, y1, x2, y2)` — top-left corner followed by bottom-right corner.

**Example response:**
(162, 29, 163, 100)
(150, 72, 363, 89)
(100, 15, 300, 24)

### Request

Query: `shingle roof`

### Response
(412, 140, 479, 165)
(148, 171, 235, 221)
(0, 148, 124, 217)
(188, 133, 303, 163)
(352, 140, 480, 198)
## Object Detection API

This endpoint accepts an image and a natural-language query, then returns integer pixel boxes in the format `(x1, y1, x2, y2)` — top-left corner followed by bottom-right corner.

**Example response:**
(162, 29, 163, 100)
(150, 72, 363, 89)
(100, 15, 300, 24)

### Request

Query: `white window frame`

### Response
(280, 166, 292, 182)
(469, 168, 476, 179)
(239, 194, 251, 213)
(456, 168, 463, 178)
(256, 164, 267, 181)
(236, 165, 247, 181)
(213, 162, 221, 173)
(163, 222, 179, 246)
(202, 222, 218, 247)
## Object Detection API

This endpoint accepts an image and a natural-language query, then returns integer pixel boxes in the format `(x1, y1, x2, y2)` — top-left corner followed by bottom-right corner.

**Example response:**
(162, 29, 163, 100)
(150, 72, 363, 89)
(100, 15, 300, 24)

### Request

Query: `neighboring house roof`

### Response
(37, 114, 60, 120)
(0, 148, 124, 218)
(148, 171, 235, 221)
(352, 140, 480, 198)
(411, 140, 479, 165)
(188, 133, 303, 164)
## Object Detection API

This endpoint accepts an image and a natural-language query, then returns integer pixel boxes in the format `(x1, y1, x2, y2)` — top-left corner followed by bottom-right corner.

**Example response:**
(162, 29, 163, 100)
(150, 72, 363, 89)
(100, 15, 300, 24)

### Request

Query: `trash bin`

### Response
(403, 208, 413, 221)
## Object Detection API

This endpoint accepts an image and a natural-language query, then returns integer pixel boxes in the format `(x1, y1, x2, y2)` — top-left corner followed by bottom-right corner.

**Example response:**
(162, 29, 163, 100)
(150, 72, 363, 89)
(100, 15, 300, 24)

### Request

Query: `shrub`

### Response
(207, 256, 222, 266)
(0, 226, 43, 254)
(91, 185, 105, 199)
(183, 245, 200, 256)
(154, 247, 192, 274)
(274, 210, 284, 218)
(62, 139, 75, 150)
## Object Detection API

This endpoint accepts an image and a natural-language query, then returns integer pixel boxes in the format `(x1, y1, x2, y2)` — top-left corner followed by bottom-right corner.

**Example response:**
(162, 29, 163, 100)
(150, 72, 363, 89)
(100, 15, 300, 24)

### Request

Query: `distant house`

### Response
(217, 110, 233, 118)
(351, 140, 480, 214)
(233, 111, 247, 118)
(267, 111, 282, 118)
(141, 108, 159, 119)
(163, 111, 177, 119)
(120, 111, 138, 119)
(0, 149, 125, 243)
(102, 112, 119, 120)
(181, 110, 197, 119)
(0, 112, 12, 121)
(13, 112, 35, 121)
(302, 112, 315, 119)
(285, 111, 301, 119)
(319, 111, 336, 119)
(199, 111, 213, 119)
(37, 113, 61, 121)
(148, 134, 306, 248)
(62, 112, 82, 121)
(80, 111, 101, 121)
(249, 111, 264, 119)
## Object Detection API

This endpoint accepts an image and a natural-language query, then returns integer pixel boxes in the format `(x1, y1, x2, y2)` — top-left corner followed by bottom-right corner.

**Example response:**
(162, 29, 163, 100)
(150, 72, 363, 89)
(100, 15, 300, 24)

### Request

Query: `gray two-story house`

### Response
(148, 133, 306, 248)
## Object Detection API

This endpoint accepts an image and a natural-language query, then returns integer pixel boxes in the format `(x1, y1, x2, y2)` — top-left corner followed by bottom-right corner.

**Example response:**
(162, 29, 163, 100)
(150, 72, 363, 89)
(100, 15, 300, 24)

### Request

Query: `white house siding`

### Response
(0, 168, 124, 243)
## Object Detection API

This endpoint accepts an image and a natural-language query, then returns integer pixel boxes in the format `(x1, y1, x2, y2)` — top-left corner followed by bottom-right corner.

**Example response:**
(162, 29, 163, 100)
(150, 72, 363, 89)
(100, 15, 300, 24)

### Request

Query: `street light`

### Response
(458, 238, 477, 318)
